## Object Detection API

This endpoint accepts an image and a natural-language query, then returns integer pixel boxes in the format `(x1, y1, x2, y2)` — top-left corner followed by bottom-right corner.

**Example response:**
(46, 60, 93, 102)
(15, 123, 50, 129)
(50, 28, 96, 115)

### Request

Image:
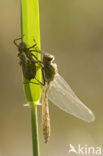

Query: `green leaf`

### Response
(21, 0, 41, 105)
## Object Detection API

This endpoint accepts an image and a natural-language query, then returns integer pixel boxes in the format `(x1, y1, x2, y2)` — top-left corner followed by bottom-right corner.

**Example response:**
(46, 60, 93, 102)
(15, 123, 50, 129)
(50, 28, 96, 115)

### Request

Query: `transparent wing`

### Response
(48, 73, 95, 122)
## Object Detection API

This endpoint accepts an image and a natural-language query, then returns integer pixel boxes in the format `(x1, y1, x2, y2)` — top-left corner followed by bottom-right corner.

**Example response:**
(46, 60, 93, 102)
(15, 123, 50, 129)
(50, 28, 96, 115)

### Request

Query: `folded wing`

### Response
(48, 73, 95, 122)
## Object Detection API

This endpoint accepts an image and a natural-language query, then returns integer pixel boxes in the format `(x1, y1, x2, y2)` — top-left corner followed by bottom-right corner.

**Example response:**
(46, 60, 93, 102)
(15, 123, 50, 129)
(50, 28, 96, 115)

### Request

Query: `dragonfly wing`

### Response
(48, 73, 95, 122)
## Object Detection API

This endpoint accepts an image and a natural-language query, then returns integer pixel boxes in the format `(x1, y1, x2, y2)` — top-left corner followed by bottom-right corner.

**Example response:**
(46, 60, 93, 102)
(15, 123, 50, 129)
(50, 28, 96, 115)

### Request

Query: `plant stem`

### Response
(20, 0, 41, 155)
(31, 105, 39, 156)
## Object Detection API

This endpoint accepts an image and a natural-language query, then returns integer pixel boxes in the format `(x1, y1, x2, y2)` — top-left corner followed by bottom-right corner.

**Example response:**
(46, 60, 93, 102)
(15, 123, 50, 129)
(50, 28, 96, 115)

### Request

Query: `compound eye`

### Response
(49, 55, 54, 61)
(47, 56, 52, 61)
(19, 42, 26, 51)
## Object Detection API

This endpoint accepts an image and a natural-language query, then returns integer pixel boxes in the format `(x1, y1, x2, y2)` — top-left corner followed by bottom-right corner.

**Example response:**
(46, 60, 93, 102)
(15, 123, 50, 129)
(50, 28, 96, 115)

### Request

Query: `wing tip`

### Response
(86, 110, 95, 123)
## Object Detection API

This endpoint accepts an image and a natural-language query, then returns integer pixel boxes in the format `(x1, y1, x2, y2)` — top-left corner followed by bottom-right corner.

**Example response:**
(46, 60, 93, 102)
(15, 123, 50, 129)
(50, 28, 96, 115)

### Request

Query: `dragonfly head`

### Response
(19, 42, 27, 52)
(43, 53, 55, 64)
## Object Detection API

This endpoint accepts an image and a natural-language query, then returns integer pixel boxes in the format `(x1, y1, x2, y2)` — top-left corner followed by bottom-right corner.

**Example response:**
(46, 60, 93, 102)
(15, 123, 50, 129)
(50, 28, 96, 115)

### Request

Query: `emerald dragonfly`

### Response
(14, 39, 95, 143)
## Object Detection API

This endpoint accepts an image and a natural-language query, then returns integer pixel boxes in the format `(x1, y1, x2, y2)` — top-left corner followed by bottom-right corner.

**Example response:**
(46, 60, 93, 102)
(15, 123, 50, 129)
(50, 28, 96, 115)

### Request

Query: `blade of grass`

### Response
(21, 0, 41, 104)
(21, 0, 41, 155)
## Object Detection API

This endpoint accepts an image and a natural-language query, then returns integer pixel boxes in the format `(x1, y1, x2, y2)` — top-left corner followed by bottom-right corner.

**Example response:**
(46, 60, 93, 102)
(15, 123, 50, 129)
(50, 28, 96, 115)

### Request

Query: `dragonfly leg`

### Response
(41, 67, 46, 86)
(23, 74, 45, 86)
(34, 76, 45, 86)
(28, 39, 39, 51)
(13, 38, 22, 47)
(30, 53, 43, 65)
(28, 43, 37, 50)
(13, 36, 24, 47)
(24, 81, 42, 86)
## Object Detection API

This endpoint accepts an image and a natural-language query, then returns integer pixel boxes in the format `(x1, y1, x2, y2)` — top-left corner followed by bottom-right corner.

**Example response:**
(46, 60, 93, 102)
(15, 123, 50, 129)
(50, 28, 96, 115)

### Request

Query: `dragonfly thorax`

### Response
(43, 54, 57, 85)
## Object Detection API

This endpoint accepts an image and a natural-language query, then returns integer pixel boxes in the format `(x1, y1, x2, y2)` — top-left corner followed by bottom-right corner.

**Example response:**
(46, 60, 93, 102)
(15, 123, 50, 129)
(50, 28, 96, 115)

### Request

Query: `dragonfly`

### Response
(41, 53, 95, 143)
(41, 53, 57, 143)
(14, 39, 95, 143)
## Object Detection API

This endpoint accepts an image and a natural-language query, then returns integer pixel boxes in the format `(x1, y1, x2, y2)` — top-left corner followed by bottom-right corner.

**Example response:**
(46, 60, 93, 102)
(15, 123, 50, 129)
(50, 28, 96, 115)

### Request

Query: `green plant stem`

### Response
(21, 0, 41, 155)
(31, 105, 39, 156)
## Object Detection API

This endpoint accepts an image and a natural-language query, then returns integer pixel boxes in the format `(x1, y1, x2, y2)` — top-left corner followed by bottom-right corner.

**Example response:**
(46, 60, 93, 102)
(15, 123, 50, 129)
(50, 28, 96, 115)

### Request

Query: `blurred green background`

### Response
(0, 0, 103, 156)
